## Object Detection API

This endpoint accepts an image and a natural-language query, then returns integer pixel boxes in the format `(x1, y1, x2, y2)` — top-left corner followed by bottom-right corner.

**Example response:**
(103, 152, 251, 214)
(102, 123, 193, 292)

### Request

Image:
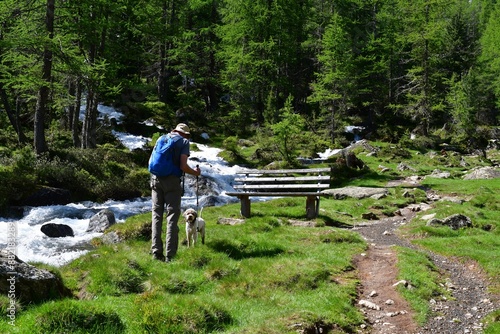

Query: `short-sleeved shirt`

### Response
(169, 132, 190, 169)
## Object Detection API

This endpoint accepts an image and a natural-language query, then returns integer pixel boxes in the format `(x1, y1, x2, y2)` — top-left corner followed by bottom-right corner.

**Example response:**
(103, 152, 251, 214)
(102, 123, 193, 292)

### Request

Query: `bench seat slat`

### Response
(234, 175, 330, 183)
(233, 184, 330, 190)
(238, 167, 331, 175)
(226, 192, 328, 197)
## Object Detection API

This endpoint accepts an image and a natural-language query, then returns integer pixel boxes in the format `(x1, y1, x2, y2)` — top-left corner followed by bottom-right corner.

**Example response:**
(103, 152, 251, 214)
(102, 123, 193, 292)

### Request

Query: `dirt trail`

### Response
(352, 205, 499, 334)
(355, 243, 419, 334)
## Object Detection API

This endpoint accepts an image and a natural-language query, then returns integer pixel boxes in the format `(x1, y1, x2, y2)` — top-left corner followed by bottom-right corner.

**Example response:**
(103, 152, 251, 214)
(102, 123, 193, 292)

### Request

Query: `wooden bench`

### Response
(226, 167, 332, 219)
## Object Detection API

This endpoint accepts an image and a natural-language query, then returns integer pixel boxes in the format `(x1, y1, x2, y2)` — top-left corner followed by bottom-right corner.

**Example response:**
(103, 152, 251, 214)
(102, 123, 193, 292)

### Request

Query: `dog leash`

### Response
(196, 165, 199, 211)
(181, 172, 185, 196)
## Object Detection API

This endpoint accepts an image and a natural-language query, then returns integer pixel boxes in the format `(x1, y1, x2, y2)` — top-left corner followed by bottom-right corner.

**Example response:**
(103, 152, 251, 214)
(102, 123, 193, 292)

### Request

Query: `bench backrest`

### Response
(232, 167, 331, 194)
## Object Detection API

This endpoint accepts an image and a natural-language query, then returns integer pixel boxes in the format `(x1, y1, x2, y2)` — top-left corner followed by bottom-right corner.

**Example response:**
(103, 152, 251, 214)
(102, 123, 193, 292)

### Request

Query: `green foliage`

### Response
(252, 127, 281, 166)
(222, 136, 244, 162)
(268, 96, 305, 165)
(0, 147, 38, 209)
(0, 294, 22, 318)
(479, 1, 500, 108)
(0, 145, 149, 211)
(34, 300, 125, 334)
(330, 158, 370, 187)
(139, 101, 176, 130)
(101, 215, 151, 243)
(399, 130, 438, 151)
(1, 0, 500, 156)
(483, 310, 500, 334)
(446, 73, 475, 136)
(1, 0, 500, 329)
(469, 185, 500, 212)
(377, 144, 413, 159)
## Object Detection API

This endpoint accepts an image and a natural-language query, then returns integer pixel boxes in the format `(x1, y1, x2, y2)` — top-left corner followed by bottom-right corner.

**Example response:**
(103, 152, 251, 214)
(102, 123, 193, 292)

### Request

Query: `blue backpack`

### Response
(148, 134, 183, 177)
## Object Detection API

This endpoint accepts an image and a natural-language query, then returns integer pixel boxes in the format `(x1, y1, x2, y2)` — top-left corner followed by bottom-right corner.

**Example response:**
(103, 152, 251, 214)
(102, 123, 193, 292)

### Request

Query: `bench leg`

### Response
(240, 195, 250, 218)
(316, 196, 320, 217)
(306, 196, 317, 219)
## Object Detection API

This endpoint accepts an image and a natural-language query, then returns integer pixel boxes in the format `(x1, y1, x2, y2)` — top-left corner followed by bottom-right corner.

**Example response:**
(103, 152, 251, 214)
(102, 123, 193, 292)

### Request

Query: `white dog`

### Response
(183, 208, 206, 247)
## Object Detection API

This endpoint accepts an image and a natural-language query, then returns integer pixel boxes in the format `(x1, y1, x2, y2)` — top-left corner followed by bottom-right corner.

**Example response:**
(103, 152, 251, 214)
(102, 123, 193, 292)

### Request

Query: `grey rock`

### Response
(0, 250, 71, 304)
(217, 218, 245, 225)
(359, 299, 381, 310)
(427, 214, 472, 230)
(99, 231, 123, 244)
(426, 169, 451, 179)
(397, 162, 417, 172)
(322, 186, 389, 199)
(439, 196, 465, 204)
(86, 208, 116, 233)
(463, 166, 500, 180)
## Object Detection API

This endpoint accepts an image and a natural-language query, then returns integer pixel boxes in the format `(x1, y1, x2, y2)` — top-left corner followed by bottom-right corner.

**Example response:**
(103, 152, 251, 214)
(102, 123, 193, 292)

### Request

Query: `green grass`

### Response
(484, 310, 500, 334)
(1, 201, 366, 333)
(399, 177, 500, 293)
(1, 143, 499, 333)
(394, 247, 448, 325)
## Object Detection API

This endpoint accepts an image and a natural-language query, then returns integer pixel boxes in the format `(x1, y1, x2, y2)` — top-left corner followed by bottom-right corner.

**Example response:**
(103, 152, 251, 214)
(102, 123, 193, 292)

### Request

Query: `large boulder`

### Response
(23, 187, 72, 206)
(463, 166, 500, 180)
(86, 209, 116, 233)
(0, 250, 72, 304)
(345, 151, 366, 169)
(322, 186, 389, 200)
(426, 214, 473, 230)
(41, 223, 74, 238)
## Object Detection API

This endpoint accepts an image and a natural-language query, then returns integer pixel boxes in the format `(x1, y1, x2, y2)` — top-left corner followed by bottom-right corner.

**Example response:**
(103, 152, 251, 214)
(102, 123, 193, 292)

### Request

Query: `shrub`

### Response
(35, 154, 78, 187)
(301, 132, 331, 158)
(222, 136, 244, 161)
(0, 157, 37, 210)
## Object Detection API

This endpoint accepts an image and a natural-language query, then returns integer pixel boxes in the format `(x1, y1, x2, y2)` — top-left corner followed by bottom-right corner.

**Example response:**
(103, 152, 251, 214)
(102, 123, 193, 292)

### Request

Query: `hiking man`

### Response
(150, 123, 201, 262)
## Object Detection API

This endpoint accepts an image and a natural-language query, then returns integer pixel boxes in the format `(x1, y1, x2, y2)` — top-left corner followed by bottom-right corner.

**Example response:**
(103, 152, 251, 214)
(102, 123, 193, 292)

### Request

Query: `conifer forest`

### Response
(1, 0, 499, 153)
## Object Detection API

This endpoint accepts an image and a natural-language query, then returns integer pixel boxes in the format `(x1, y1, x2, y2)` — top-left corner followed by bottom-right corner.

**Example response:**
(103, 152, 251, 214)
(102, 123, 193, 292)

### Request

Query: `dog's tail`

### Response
(198, 206, 204, 219)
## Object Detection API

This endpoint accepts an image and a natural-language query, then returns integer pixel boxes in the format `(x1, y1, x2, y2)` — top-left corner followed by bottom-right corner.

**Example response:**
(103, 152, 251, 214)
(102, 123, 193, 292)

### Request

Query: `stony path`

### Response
(352, 208, 499, 334)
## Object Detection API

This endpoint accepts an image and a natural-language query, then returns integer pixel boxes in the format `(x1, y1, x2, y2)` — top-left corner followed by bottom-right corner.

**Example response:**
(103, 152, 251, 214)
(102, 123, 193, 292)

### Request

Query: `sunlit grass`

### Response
(395, 247, 448, 325)
(1, 144, 499, 333)
(2, 200, 366, 333)
(400, 178, 500, 294)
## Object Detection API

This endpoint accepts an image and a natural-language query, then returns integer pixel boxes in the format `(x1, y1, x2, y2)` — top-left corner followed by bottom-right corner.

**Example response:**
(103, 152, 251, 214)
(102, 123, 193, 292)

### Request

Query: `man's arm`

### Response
(180, 154, 201, 176)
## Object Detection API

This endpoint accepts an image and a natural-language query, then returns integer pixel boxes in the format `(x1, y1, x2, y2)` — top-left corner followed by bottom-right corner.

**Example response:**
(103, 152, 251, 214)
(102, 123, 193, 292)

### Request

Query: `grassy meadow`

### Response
(1, 143, 499, 333)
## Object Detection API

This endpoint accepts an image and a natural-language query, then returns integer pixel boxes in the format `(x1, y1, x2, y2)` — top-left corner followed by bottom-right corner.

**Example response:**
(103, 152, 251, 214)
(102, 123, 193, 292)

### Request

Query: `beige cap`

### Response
(174, 123, 190, 135)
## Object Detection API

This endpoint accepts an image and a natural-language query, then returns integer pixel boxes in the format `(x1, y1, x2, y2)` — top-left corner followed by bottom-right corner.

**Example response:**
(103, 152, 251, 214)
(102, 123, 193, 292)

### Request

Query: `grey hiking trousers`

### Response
(151, 174, 182, 260)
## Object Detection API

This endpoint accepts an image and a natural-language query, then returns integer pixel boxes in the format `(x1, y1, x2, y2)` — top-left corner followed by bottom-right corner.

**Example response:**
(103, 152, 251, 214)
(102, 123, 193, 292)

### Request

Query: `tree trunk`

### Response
(34, 0, 55, 154)
(0, 85, 27, 144)
(82, 91, 98, 149)
(158, 41, 168, 103)
(329, 105, 336, 143)
(73, 79, 82, 148)
(80, 2, 106, 150)
(67, 78, 82, 148)
(157, 0, 176, 102)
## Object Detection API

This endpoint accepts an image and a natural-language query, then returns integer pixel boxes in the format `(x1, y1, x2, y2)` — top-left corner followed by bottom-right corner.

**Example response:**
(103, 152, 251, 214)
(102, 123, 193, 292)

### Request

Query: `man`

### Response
(151, 123, 201, 262)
